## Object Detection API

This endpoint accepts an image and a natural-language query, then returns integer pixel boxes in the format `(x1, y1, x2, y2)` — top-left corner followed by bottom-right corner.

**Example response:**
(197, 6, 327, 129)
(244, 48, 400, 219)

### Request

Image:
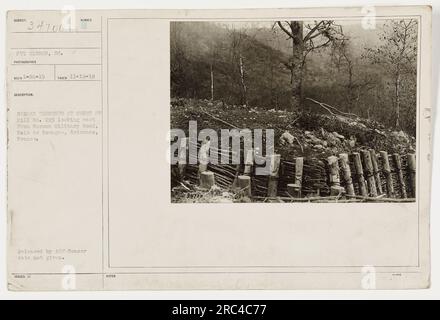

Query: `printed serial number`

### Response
(216, 304, 266, 315)
(172, 304, 266, 317)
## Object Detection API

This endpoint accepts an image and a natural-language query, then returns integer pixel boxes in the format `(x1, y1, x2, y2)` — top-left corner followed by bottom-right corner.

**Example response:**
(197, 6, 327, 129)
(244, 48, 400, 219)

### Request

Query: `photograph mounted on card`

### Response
(6, 6, 431, 290)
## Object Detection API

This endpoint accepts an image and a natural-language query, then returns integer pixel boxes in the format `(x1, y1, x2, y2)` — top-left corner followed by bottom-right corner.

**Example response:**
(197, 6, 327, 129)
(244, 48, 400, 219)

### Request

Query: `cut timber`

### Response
(361, 150, 378, 197)
(407, 153, 416, 198)
(393, 153, 407, 199)
(237, 175, 252, 197)
(294, 157, 304, 197)
(243, 149, 254, 175)
(198, 139, 211, 173)
(200, 171, 215, 189)
(231, 164, 241, 189)
(352, 152, 368, 197)
(380, 151, 395, 198)
(369, 149, 383, 195)
(327, 156, 345, 197)
(327, 156, 341, 186)
(339, 153, 355, 196)
(267, 154, 281, 197)
(269, 154, 281, 176)
(177, 137, 188, 180)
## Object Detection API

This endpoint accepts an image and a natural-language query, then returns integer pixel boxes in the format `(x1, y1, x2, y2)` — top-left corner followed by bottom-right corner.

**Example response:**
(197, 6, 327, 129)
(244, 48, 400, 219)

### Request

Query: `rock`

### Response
(348, 138, 356, 148)
(391, 130, 410, 143)
(305, 132, 323, 145)
(222, 191, 232, 197)
(311, 137, 322, 145)
(332, 131, 345, 139)
(280, 131, 295, 145)
(325, 132, 340, 147)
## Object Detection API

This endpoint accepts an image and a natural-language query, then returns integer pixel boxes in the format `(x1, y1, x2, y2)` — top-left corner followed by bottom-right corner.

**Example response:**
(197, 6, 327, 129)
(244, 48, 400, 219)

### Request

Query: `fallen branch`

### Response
(305, 97, 336, 116)
(322, 102, 359, 118)
(179, 181, 191, 191)
(346, 194, 416, 202)
(253, 194, 415, 203)
(200, 107, 239, 129)
(294, 136, 304, 153)
(346, 194, 386, 200)
(252, 195, 342, 202)
(305, 97, 359, 119)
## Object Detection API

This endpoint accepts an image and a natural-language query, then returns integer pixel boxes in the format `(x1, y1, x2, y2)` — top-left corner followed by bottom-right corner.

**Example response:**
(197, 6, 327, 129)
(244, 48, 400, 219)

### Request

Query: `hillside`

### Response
(171, 98, 415, 160)
(171, 22, 293, 109)
(171, 20, 417, 135)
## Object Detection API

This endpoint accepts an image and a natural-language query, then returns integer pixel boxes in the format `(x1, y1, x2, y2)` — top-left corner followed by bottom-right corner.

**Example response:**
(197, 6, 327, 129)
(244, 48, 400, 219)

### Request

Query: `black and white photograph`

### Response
(3, 4, 434, 294)
(170, 19, 418, 203)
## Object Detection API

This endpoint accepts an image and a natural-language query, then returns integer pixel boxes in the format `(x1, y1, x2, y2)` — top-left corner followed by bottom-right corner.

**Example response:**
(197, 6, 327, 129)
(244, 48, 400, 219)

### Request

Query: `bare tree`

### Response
(275, 20, 346, 110)
(331, 40, 356, 104)
(364, 19, 418, 129)
(228, 27, 249, 106)
(331, 40, 376, 116)
(210, 44, 219, 101)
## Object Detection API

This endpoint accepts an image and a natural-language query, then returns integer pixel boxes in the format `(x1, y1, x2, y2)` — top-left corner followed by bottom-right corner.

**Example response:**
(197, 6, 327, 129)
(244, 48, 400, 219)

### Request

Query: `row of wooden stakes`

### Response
(175, 140, 416, 200)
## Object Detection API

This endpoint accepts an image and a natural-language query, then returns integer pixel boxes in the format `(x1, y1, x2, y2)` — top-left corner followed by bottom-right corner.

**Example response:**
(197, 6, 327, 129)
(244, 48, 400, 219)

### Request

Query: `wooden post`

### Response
(330, 186, 345, 197)
(200, 171, 215, 189)
(352, 152, 368, 197)
(267, 154, 281, 197)
(361, 150, 378, 197)
(393, 153, 407, 199)
(407, 153, 416, 198)
(231, 163, 241, 189)
(380, 151, 395, 198)
(287, 157, 304, 198)
(328, 156, 345, 196)
(369, 149, 383, 195)
(339, 153, 355, 196)
(294, 157, 304, 192)
(198, 139, 210, 174)
(237, 175, 252, 197)
(177, 137, 188, 180)
(243, 149, 254, 176)
(327, 156, 340, 187)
